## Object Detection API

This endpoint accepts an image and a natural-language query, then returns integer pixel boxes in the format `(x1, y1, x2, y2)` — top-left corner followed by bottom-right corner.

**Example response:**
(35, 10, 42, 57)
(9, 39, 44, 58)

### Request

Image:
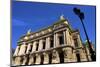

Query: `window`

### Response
(50, 40, 53, 48)
(29, 45, 33, 52)
(59, 35, 64, 45)
(20, 57, 24, 64)
(36, 43, 39, 51)
(25, 55, 29, 65)
(25, 46, 27, 53)
(76, 54, 80, 62)
(33, 56, 36, 63)
(49, 53, 52, 64)
(43, 42, 45, 49)
(58, 32, 64, 45)
(74, 39, 78, 47)
(40, 54, 44, 64)
(59, 50, 64, 63)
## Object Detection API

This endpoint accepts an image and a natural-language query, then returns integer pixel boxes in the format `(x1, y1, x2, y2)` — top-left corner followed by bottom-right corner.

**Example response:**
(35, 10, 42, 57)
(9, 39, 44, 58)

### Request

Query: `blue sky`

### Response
(12, 1, 96, 49)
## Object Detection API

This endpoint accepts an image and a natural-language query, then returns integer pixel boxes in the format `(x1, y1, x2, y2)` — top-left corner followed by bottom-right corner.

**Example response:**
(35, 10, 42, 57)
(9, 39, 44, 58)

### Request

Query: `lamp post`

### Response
(73, 7, 96, 61)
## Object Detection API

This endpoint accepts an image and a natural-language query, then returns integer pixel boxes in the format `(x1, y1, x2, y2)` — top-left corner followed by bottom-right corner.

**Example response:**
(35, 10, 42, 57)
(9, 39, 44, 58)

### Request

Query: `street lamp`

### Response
(73, 7, 96, 61)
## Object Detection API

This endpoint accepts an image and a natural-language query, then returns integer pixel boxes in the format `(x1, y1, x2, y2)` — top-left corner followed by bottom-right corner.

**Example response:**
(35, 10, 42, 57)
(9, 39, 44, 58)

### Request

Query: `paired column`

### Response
(56, 34, 60, 47)
(28, 41, 37, 65)
(43, 37, 50, 64)
(38, 40, 43, 51)
(54, 33, 59, 47)
(18, 42, 27, 56)
(53, 34, 60, 63)
(26, 43, 32, 54)
(15, 42, 27, 65)
(13, 45, 20, 56)
(31, 41, 37, 52)
(14, 42, 27, 65)
(45, 37, 50, 49)
(35, 40, 43, 64)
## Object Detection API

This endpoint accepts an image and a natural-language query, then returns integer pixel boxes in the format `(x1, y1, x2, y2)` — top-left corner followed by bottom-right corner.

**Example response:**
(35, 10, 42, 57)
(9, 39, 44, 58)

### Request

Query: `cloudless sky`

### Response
(12, 1, 96, 49)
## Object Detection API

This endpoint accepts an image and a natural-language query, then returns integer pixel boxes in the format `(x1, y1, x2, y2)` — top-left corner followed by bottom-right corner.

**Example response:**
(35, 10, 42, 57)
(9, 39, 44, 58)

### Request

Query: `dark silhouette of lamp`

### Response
(73, 7, 96, 61)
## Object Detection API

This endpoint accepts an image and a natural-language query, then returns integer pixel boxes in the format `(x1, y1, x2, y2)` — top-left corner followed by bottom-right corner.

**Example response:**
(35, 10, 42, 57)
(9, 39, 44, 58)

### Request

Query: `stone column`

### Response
(85, 47, 92, 61)
(79, 49, 87, 62)
(32, 41, 37, 52)
(56, 33, 60, 47)
(71, 37, 76, 47)
(28, 54, 34, 65)
(65, 29, 68, 45)
(46, 37, 50, 49)
(18, 42, 27, 56)
(72, 50, 77, 62)
(35, 54, 41, 64)
(14, 56, 21, 65)
(41, 37, 50, 64)
(38, 40, 43, 51)
(52, 50, 60, 63)
(63, 47, 73, 62)
(13, 45, 20, 56)
(22, 55, 28, 65)
(26, 43, 32, 54)
(65, 29, 70, 46)
(29, 41, 38, 65)
(43, 52, 49, 64)
(63, 31, 66, 45)
(54, 33, 56, 48)
(54, 33, 59, 47)
(77, 35, 83, 47)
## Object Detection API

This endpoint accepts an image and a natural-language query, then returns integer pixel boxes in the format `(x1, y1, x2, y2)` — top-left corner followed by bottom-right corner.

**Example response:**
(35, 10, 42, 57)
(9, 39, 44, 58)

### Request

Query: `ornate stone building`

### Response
(12, 15, 93, 66)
